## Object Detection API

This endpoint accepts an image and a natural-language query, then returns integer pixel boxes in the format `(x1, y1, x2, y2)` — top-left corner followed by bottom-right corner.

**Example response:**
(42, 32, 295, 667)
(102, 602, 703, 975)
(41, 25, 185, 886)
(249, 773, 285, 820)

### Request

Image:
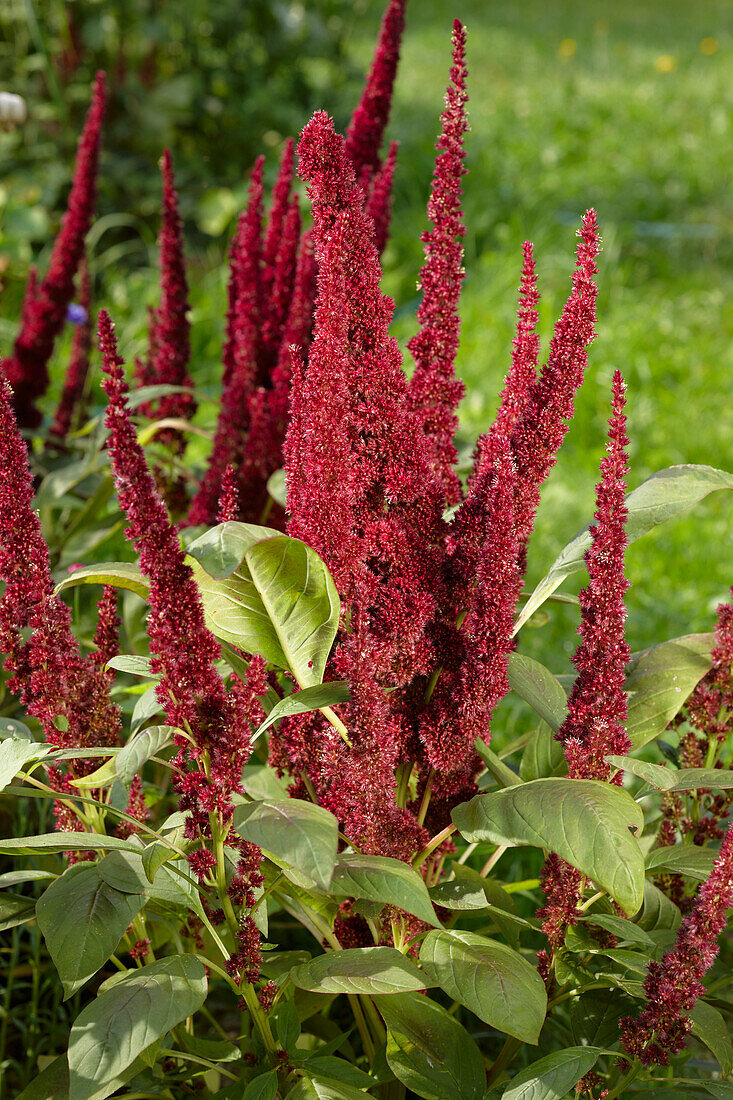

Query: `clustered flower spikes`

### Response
(3, 73, 106, 428)
(621, 819, 733, 1065)
(407, 18, 468, 506)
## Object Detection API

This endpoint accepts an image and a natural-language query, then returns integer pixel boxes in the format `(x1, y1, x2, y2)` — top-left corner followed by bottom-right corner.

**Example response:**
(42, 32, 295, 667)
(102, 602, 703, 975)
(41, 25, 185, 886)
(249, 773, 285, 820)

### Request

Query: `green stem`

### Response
(604, 1060, 642, 1100)
(413, 824, 456, 870)
(416, 769, 434, 827)
(485, 1036, 521, 1090)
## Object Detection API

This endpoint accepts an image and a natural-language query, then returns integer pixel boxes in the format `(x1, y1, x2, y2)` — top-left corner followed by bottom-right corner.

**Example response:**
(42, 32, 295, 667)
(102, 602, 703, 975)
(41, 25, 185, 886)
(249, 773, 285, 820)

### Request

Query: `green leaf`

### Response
(645, 844, 718, 881)
(570, 986, 636, 1049)
(243, 1070, 279, 1100)
(637, 880, 682, 932)
(267, 468, 287, 507)
(233, 799, 339, 891)
(106, 654, 155, 677)
(374, 991, 485, 1100)
(608, 754, 733, 792)
(506, 653, 568, 731)
(54, 562, 149, 600)
(36, 862, 144, 998)
(691, 1000, 733, 1076)
(0, 737, 50, 790)
(96, 848, 202, 915)
(624, 633, 714, 749)
(302, 1058, 375, 1090)
(516, 464, 733, 632)
(131, 684, 163, 732)
(519, 722, 567, 782)
(474, 740, 522, 789)
(68, 955, 207, 1100)
(704, 1085, 733, 1100)
(502, 1047, 604, 1100)
(419, 929, 547, 1044)
(329, 853, 439, 927)
(450, 865, 534, 945)
(116, 725, 176, 784)
(579, 912, 655, 947)
(192, 532, 340, 688)
(141, 841, 172, 883)
(69, 757, 118, 789)
(0, 891, 36, 930)
(0, 832, 141, 856)
(0, 716, 34, 740)
(0, 869, 55, 888)
(254, 682, 350, 740)
(15, 1054, 70, 1100)
(285, 1076, 367, 1100)
(452, 778, 645, 915)
(186, 520, 280, 579)
(242, 764, 291, 801)
(289, 946, 426, 995)
(429, 877, 487, 911)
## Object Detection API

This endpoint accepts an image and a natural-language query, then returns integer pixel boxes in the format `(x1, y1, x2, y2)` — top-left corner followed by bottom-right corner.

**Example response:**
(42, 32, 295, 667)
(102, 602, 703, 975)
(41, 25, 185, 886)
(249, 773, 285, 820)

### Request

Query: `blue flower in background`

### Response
(66, 303, 88, 325)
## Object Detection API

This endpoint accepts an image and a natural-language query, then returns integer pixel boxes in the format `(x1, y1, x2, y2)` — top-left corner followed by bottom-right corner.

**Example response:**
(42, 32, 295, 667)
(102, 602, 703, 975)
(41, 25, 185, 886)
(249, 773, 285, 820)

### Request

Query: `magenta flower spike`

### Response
(260, 138, 295, 313)
(222, 157, 264, 388)
(407, 19, 468, 505)
(258, 196, 301, 382)
(345, 0, 408, 180)
(3, 73, 106, 428)
(558, 371, 631, 781)
(50, 256, 93, 440)
(621, 819, 733, 1065)
(365, 140, 398, 256)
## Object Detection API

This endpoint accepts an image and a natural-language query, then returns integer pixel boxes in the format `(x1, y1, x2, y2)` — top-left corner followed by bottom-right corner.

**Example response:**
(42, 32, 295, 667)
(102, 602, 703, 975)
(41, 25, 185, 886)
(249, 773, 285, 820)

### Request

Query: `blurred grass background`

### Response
(1, 0, 731, 670)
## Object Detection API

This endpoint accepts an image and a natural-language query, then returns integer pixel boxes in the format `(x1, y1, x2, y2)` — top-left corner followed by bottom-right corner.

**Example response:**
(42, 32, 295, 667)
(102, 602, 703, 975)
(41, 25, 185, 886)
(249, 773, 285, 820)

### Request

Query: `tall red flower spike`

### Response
(621, 819, 733, 1065)
(407, 19, 468, 505)
(144, 149, 195, 427)
(50, 256, 93, 439)
(282, 111, 446, 855)
(187, 162, 264, 526)
(0, 374, 120, 757)
(558, 371, 631, 781)
(345, 0, 407, 180)
(685, 586, 733, 741)
(487, 241, 540, 446)
(365, 140, 398, 256)
(260, 138, 295, 321)
(3, 73, 106, 428)
(258, 196, 301, 383)
(509, 210, 601, 568)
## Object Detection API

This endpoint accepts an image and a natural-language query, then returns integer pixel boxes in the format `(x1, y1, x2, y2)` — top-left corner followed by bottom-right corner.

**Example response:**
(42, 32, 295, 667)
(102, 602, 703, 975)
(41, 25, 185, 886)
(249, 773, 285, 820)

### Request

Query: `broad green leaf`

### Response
(329, 853, 439, 927)
(637, 880, 682, 933)
(116, 725, 176, 785)
(0, 737, 50, 790)
(0, 716, 33, 740)
(419, 929, 546, 1044)
(704, 1084, 733, 1099)
(54, 562, 149, 600)
(96, 848, 202, 915)
(645, 844, 718, 881)
(429, 877, 487, 911)
(516, 464, 733, 632)
(452, 778, 645, 915)
(36, 862, 143, 998)
(131, 684, 163, 732)
(519, 721, 567, 782)
(254, 682, 350, 740)
(0, 832, 141, 856)
(289, 946, 426, 995)
(506, 653, 568, 731)
(233, 798, 339, 891)
(374, 991, 485, 1100)
(608, 754, 733, 792)
(303, 1058, 375, 1090)
(242, 764, 291, 801)
(451, 865, 534, 945)
(267, 468, 287, 507)
(141, 841, 171, 883)
(0, 869, 55, 888)
(68, 955, 207, 1100)
(186, 520, 280, 579)
(624, 633, 713, 749)
(474, 740, 522, 789)
(502, 1047, 604, 1100)
(243, 1070, 278, 1099)
(15, 1054, 70, 1100)
(691, 1000, 733, 1076)
(570, 986, 636, 1049)
(285, 1076, 366, 1100)
(579, 912, 655, 947)
(106, 654, 154, 677)
(0, 892, 36, 930)
(192, 533, 340, 688)
(69, 757, 118, 789)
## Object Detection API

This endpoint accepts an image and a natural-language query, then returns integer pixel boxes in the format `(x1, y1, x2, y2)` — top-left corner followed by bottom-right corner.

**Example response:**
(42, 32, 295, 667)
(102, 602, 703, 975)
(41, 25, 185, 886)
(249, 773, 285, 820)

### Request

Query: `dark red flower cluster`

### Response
(50, 256, 93, 440)
(3, 73, 106, 428)
(0, 375, 120, 758)
(365, 141, 398, 256)
(621, 819, 733, 1065)
(685, 587, 733, 741)
(407, 19, 468, 505)
(557, 370, 631, 781)
(536, 854, 584, 951)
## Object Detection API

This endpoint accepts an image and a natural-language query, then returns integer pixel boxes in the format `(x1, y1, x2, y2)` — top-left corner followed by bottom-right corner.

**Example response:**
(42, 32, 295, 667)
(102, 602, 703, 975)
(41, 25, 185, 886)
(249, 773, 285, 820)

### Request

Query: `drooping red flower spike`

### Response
(0, 373, 120, 758)
(558, 370, 631, 781)
(50, 256, 93, 440)
(365, 140, 398, 256)
(407, 19, 468, 506)
(509, 210, 601, 568)
(144, 149, 195, 427)
(3, 73, 106, 428)
(621, 819, 733, 1065)
(187, 161, 264, 526)
(345, 0, 407, 180)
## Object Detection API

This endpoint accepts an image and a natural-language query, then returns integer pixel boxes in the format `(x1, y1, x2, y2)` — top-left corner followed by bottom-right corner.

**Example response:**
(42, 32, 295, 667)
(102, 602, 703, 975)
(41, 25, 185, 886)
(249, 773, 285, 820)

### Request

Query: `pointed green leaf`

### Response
(243, 1070, 278, 1099)
(330, 853, 439, 927)
(625, 633, 713, 749)
(419, 929, 547, 1044)
(116, 725, 176, 785)
(374, 991, 485, 1100)
(186, 520, 280, 579)
(0, 832, 141, 856)
(645, 844, 718, 881)
(520, 721, 567, 782)
(233, 798, 339, 891)
(452, 778, 645, 915)
(0, 892, 36, 930)
(54, 562, 149, 600)
(516, 465, 733, 632)
(608, 754, 733, 793)
(285, 1076, 367, 1100)
(502, 1047, 604, 1100)
(289, 946, 426, 995)
(0, 737, 50, 790)
(691, 1000, 733, 1076)
(254, 682, 350, 740)
(507, 653, 568, 731)
(68, 955, 207, 1100)
(36, 862, 144, 998)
